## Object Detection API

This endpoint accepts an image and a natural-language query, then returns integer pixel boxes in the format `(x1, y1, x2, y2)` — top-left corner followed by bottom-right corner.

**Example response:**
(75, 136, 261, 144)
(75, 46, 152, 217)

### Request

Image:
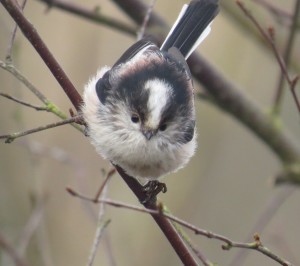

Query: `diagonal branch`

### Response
(236, 1, 300, 114)
(273, 0, 300, 114)
(0, 231, 29, 266)
(0, 59, 48, 104)
(114, 166, 198, 265)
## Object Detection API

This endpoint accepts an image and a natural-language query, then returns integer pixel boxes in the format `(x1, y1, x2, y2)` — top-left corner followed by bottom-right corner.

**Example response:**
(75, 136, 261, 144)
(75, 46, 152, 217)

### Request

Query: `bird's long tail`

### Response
(160, 0, 219, 59)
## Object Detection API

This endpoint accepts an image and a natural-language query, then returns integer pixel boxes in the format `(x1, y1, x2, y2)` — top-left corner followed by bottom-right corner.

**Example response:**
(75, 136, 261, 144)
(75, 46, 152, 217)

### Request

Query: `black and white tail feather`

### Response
(83, 0, 219, 181)
(161, 0, 219, 59)
(113, 0, 219, 68)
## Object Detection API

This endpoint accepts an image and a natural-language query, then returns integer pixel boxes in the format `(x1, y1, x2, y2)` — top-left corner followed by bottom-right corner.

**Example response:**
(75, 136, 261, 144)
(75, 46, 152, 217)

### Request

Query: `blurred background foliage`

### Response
(0, 0, 299, 265)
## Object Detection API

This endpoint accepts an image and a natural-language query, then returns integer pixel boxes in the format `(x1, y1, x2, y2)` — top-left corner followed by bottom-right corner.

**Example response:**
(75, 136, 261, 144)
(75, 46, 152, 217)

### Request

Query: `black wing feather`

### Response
(113, 39, 156, 67)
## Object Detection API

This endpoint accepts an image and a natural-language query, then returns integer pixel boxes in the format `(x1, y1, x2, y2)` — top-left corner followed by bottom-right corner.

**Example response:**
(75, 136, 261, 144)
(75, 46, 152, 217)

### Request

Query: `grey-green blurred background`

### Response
(1, 0, 300, 265)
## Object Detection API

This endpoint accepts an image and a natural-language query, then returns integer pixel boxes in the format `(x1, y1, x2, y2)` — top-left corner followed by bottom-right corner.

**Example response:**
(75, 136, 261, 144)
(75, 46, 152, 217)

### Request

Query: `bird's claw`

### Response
(141, 180, 167, 205)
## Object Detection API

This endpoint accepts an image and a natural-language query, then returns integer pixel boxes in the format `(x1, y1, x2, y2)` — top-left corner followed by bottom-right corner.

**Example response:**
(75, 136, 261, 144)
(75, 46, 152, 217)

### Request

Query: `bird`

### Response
(82, 0, 219, 185)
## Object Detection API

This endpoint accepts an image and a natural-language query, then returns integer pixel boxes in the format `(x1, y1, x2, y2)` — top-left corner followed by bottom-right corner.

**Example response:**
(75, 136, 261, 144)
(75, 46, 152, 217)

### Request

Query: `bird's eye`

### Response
(159, 124, 167, 131)
(131, 114, 140, 123)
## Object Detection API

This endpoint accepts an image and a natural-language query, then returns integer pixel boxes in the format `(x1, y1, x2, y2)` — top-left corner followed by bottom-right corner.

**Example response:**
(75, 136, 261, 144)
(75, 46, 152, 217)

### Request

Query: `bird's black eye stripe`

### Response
(131, 114, 140, 123)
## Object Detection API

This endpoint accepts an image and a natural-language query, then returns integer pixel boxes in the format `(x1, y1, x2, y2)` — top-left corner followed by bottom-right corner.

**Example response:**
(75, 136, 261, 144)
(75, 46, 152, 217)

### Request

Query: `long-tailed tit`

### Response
(82, 0, 219, 182)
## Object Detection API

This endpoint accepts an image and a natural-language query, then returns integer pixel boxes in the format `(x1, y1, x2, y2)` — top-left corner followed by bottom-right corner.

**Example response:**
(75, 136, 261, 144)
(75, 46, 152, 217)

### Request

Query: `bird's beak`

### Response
(142, 129, 155, 140)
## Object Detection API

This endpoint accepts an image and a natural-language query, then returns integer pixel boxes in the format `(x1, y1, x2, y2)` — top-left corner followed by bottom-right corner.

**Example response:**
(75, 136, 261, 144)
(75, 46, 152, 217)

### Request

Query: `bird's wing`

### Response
(113, 39, 157, 67)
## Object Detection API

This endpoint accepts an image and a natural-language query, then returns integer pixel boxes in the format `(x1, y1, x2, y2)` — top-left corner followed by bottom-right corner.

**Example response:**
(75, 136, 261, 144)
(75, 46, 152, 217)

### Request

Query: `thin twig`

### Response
(230, 185, 296, 266)
(236, 1, 300, 114)
(0, 60, 48, 104)
(93, 168, 116, 202)
(67, 188, 293, 266)
(17, 195, 46, 256)
(6, 0, 28, 61)
(103, 234, 117, 266)
(161, 204, 212, 266)
(87, 220, 111, 266)
(252, 0, 293, 26)
(1, 0, 82, 110)
(0, 115, 82, 143)
(0, 60, 84, 131)
(0, 232, 29, 266)
(0, 92, 49, 111)
(173, 222, 212, 266)
(87, 178, 111, 266)
(273, 0, 300, 114)
(186, 241, 211, 266)
(223, 234, 293, 266)
(137, 0, 157, 40)
(111, 0, 167, 32)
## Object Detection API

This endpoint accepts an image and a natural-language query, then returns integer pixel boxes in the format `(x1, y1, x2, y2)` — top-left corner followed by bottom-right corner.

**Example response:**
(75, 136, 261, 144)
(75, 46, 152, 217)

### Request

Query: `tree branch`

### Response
(221, 1, 300, 75)
(252, 0, 295, 27)
(0, 115, 82, 143)
(114, 166, 198, 265)
(35, 0, 136, 36)
(236, 1, 300, 114)
(137, 0, 157, 40)
(0, 232, 29, 266)
(67, 188, 294, 266)
(0, 59, 83, 132)
(273, 0, 300, 114)
(230, 185, 296, 265)
(0, 91, 49, 111)
(1, 0, 82, 111)
(0, 59, 48, 104)
(5, 0, 27, 61)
